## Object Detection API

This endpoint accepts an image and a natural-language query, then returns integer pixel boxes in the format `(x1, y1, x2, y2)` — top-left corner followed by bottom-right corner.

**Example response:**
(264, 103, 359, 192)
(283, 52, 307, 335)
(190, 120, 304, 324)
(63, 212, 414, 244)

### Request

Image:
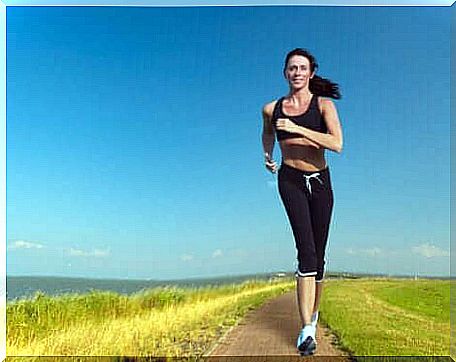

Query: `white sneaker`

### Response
(296, 324, 316, 355)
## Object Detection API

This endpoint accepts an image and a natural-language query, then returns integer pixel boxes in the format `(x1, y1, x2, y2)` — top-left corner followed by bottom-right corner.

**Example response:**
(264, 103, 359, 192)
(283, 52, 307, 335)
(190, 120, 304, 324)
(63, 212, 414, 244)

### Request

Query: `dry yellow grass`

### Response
(9, 280, 294, 356)
(0, 296, 5, 360)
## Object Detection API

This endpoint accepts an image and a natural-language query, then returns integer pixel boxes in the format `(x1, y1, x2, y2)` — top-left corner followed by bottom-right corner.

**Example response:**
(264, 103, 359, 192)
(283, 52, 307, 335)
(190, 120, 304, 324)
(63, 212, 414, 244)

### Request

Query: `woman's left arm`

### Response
(276, 98, 343, 153)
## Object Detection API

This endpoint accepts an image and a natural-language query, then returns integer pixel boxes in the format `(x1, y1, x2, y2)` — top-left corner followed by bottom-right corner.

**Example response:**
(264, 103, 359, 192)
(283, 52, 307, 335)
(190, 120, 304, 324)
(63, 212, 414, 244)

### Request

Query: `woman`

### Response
(261, 48, 343, 356)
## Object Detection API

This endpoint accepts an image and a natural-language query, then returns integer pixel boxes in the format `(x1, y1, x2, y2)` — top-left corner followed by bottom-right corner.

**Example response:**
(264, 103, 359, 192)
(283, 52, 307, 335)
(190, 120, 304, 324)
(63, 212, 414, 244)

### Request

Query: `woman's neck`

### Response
(287, 88, 313, 105)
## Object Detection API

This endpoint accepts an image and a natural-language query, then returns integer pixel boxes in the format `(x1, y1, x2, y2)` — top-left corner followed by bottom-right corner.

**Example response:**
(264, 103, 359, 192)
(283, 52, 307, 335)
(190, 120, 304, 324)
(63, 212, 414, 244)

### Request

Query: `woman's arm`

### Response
(281, 137, 321, 149)
(261, 102, 279, 173)
(261, 102, 276, 160)
(276, 98, 343, 153)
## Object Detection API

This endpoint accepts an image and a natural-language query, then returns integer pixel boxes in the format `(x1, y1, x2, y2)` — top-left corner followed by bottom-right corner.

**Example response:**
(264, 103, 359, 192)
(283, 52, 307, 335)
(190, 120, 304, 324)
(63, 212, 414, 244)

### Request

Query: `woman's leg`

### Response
(313, 280, 324, 313)
(297, 275, 315, 327)
(278, 167, 317, 328)
(309, 168, 334, 317)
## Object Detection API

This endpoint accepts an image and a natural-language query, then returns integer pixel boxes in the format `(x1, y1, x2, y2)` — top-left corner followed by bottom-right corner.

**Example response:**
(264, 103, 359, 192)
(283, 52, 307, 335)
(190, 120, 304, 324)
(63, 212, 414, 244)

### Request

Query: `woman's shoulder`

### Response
(262, 98, 282, 117)
(317, 96, 336, 113)
(317, 96, 336, 106)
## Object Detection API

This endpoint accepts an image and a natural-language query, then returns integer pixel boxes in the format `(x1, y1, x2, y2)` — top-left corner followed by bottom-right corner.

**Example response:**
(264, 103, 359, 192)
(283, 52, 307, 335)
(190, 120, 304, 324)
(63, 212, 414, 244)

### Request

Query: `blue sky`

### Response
(6, 5, 451, 279)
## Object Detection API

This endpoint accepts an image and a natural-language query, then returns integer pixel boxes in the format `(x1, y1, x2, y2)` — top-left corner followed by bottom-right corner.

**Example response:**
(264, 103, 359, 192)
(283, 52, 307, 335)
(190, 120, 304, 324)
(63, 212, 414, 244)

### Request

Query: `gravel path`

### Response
(204, 291, 352, 360)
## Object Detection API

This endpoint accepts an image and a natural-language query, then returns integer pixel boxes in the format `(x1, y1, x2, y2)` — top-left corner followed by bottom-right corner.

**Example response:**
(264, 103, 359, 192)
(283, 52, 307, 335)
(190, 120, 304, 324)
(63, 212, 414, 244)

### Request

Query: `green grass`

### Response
(370, 279, 449, 323)
(320, 278, 450, 356)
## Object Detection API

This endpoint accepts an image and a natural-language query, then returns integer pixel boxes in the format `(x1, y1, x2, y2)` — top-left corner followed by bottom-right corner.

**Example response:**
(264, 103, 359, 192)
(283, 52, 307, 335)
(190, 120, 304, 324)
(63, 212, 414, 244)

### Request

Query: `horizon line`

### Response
(6, 270, 452, 281)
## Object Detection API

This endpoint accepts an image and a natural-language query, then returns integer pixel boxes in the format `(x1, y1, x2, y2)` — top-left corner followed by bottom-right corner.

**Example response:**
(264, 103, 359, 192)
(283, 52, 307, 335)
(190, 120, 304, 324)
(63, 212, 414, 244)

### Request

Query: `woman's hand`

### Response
(276, 118, 300, 134)
(264, 153, 278, 174)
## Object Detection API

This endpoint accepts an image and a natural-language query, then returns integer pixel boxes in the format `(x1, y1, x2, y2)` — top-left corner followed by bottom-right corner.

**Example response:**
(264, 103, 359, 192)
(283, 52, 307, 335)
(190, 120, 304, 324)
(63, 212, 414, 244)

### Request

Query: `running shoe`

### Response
(296, 325, 317, 356)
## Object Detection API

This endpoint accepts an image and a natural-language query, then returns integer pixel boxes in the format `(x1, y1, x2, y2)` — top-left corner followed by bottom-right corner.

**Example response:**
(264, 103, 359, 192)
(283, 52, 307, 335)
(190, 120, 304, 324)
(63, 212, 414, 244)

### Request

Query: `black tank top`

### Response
(272, 95, 327, 141)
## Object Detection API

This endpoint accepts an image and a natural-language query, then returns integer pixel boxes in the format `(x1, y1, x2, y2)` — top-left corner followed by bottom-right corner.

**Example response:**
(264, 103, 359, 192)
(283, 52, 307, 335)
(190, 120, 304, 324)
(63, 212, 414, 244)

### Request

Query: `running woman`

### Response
(261, 48, 343, 356)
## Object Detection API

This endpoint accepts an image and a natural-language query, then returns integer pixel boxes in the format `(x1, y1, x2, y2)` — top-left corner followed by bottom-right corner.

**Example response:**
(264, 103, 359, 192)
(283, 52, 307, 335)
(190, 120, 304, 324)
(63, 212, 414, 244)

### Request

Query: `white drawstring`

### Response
(303, 173, 323, 195)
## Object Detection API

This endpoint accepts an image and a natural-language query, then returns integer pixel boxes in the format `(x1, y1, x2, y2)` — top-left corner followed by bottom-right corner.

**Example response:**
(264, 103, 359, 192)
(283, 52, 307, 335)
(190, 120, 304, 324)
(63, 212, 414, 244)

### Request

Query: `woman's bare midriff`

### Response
(279, 139, 327, 172)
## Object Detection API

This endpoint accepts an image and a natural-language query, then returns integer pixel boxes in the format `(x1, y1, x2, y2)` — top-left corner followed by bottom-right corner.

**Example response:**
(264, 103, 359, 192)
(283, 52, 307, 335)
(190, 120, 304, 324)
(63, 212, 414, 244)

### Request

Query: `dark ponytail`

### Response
(310, 75, 341, 99)
(284, 48, 341, 99)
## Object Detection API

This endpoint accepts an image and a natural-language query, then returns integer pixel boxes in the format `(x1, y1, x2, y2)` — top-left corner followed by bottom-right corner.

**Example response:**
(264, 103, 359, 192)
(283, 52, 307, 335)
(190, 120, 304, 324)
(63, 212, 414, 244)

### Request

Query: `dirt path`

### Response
(204, 291, 352, 360)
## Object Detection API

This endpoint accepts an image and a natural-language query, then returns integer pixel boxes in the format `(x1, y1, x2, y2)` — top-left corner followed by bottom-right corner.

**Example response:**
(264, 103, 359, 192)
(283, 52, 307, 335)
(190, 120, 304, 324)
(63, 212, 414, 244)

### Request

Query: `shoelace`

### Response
(303, 173, 323, 195)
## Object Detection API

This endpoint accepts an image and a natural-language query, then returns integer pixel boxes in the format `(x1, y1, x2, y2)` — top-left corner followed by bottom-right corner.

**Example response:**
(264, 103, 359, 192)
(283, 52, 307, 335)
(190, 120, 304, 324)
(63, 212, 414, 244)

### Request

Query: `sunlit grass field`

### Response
(7, 278, 295, 356)
(7, 277, 450, 357)
(320, 278, 450, 356)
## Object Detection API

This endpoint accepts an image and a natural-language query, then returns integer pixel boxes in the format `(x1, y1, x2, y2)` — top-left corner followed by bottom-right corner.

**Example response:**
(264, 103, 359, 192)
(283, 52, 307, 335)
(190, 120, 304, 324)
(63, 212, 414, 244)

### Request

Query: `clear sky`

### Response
(6, 5, 450, 279)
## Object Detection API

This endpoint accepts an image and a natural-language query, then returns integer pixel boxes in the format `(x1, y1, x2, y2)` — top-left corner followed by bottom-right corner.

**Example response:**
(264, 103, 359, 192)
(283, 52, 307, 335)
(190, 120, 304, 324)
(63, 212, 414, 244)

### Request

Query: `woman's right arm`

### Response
(261, 102, 276, 161)
(262, 102, 278, 173)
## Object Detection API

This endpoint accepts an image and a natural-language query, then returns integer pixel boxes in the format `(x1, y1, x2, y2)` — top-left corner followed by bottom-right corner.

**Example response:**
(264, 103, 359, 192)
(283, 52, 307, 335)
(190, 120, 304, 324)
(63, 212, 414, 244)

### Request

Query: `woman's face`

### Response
(284, 55, 314, 90)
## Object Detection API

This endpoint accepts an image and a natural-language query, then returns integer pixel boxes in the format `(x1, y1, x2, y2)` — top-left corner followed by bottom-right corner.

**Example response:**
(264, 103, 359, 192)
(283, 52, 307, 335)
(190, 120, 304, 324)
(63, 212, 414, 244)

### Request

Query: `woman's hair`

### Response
(283, 48, 341, 99)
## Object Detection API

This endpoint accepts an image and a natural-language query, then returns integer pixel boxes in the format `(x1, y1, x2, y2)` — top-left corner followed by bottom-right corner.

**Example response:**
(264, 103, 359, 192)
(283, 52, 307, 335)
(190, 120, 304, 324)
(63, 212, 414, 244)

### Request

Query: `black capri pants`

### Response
(278, 162, 334, 282)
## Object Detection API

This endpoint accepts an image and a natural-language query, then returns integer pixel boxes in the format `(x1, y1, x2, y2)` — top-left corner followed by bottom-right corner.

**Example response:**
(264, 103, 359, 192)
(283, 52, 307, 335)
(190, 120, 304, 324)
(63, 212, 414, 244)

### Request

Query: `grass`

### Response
(370, 279, 449, 323)
(320, 278, 450, 356)
(7, 278, 295, 356)
(8, 276, 450, 357)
